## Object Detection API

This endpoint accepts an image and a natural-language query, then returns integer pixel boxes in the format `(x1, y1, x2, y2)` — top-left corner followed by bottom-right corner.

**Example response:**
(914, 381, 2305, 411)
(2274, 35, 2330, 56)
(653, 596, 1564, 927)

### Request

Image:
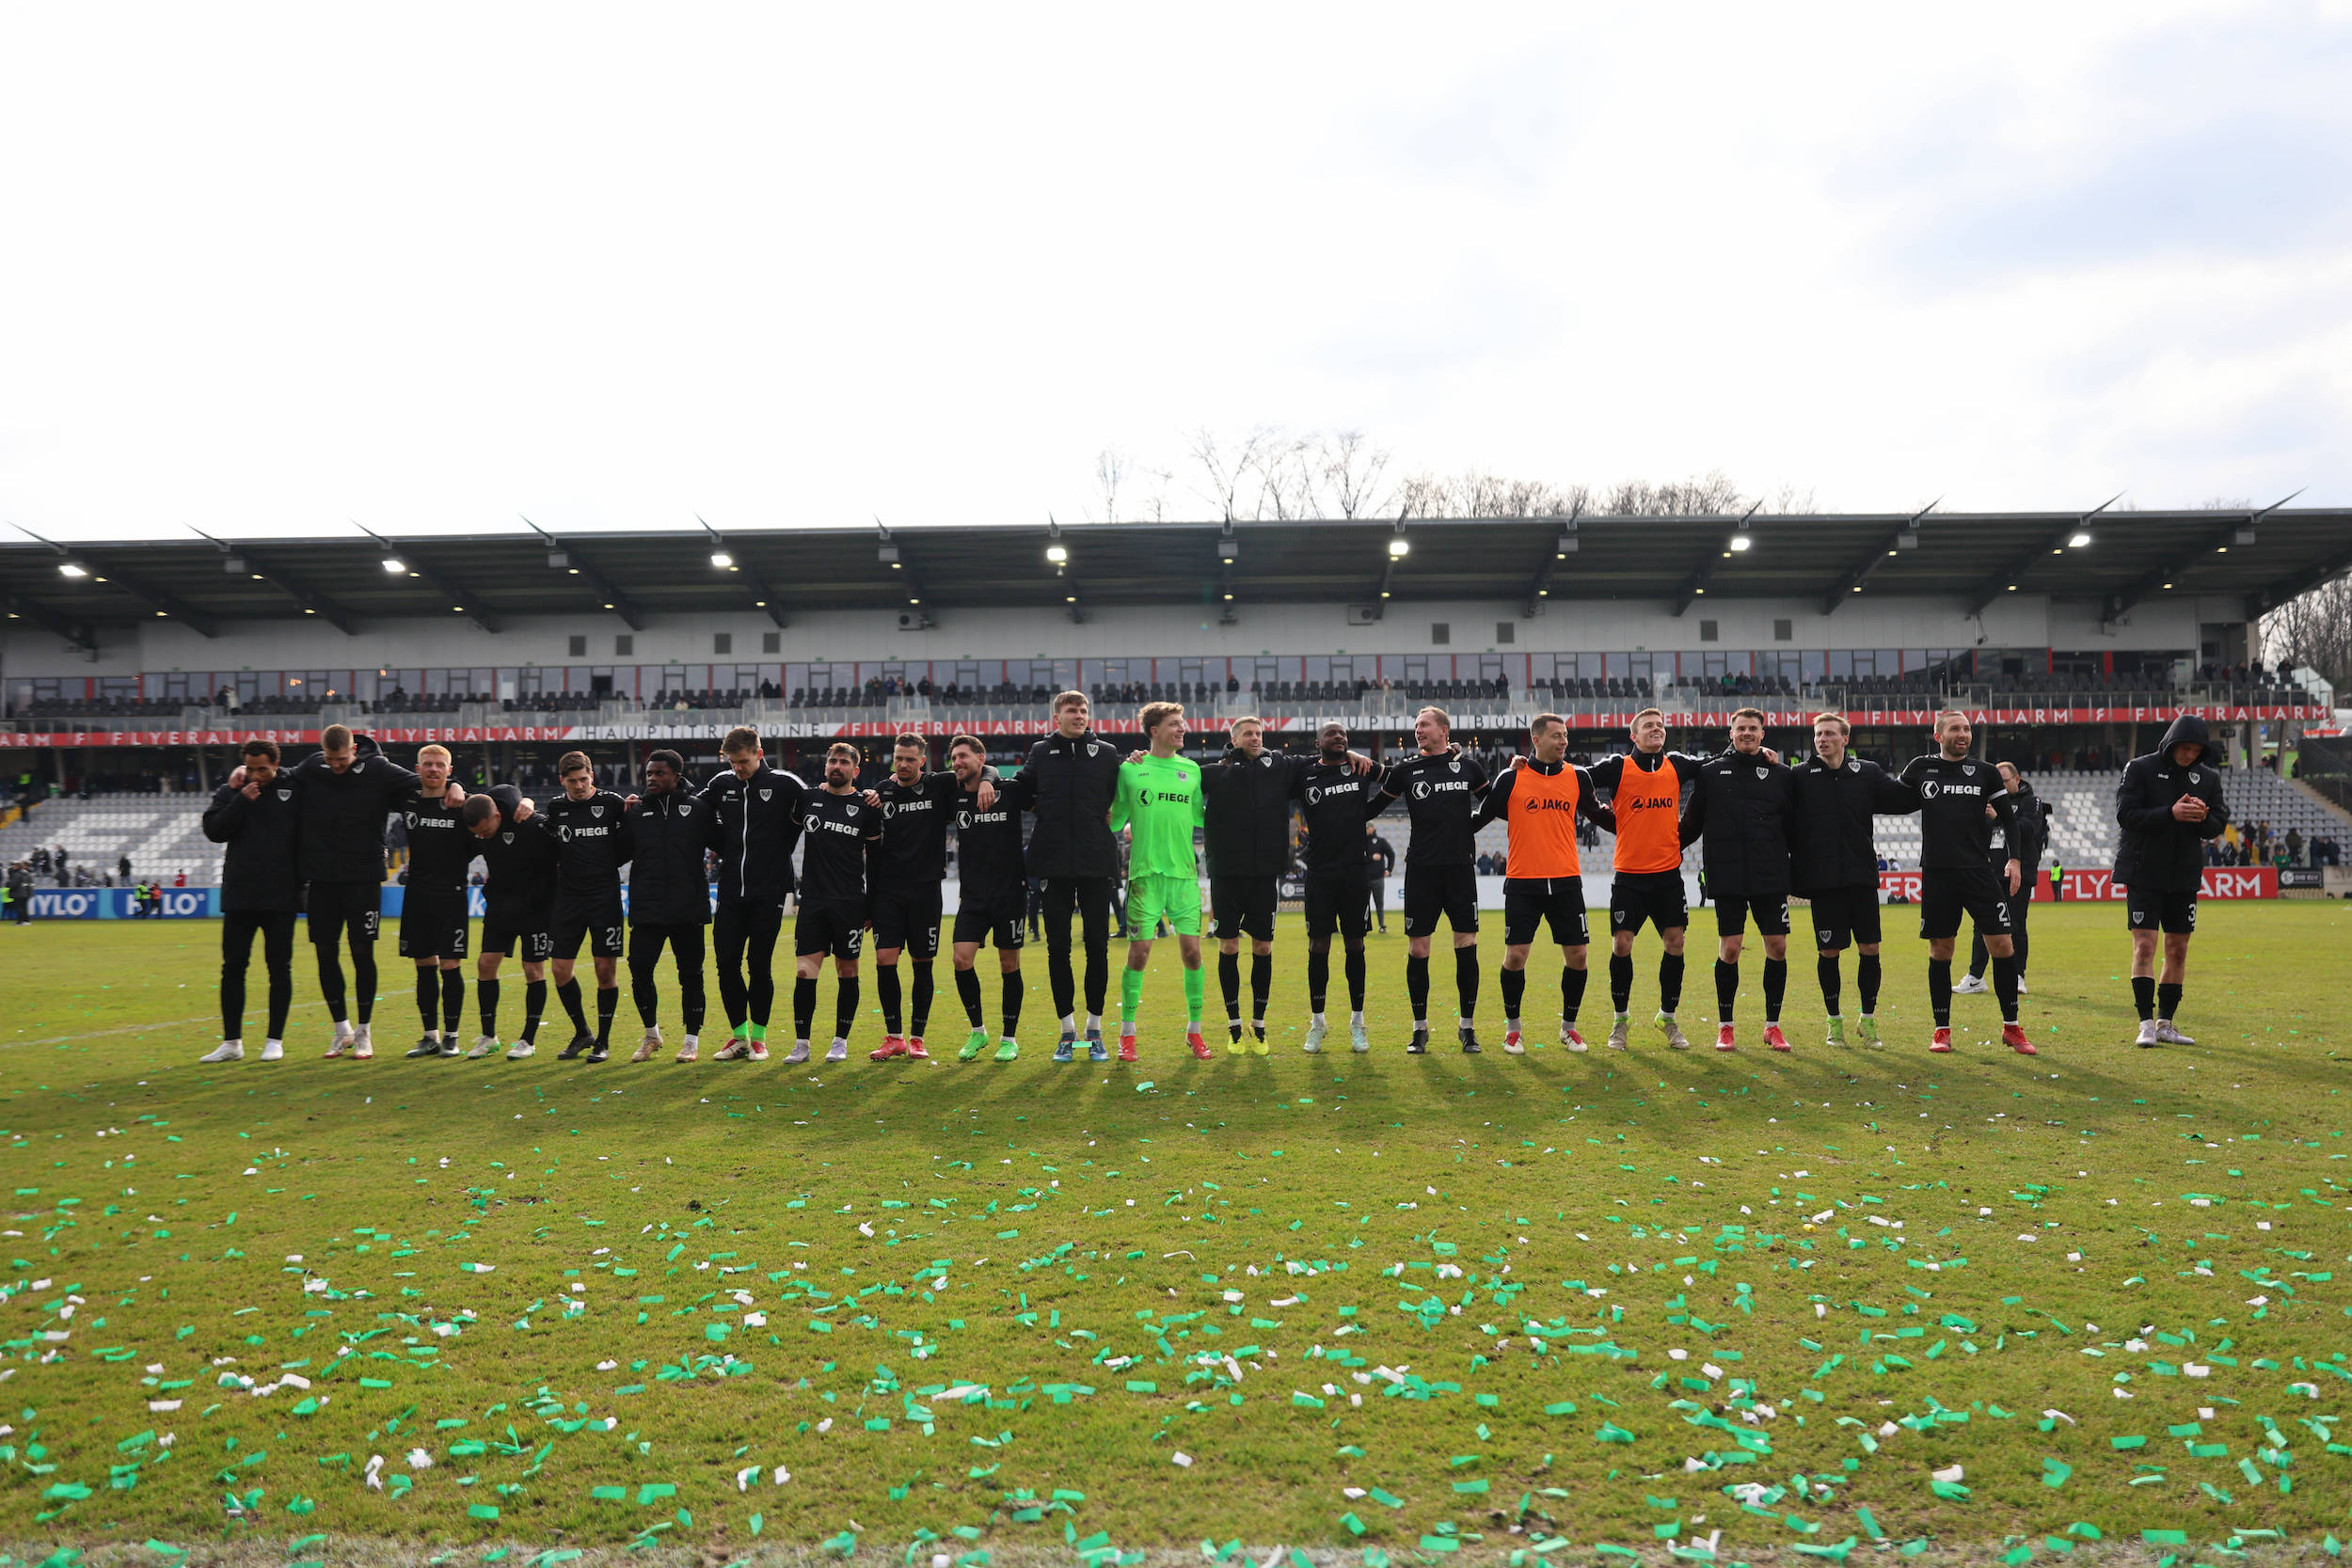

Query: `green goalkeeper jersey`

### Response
(1110, 752, 1206, 879)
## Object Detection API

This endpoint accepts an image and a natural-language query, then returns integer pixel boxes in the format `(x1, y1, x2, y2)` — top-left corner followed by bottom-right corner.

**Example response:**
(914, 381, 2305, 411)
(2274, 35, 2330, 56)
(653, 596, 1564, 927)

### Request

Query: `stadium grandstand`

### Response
(6, 508, 2350, 899)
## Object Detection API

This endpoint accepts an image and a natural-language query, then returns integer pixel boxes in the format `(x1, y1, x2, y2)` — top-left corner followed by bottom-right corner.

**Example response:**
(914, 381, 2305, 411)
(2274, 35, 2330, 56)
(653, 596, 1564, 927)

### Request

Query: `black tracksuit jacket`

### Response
(1019, 730, 1124, 879)
(2115, 716, 2230, 893)
(203, 777, 306, 912)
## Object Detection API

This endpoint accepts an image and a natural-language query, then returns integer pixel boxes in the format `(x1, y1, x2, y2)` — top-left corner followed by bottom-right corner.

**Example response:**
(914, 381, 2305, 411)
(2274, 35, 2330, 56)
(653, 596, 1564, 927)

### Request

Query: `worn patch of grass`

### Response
(1, 903, 2347, 1562)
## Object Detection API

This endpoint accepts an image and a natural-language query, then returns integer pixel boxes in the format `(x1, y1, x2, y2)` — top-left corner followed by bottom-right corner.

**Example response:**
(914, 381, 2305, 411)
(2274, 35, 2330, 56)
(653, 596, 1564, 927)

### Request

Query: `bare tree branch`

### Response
(1186, 427, 1284, 521)
(1318, 429, 1393, 519)
(2264, 576, 2352, 691)
(1089, 447, 1133, 524)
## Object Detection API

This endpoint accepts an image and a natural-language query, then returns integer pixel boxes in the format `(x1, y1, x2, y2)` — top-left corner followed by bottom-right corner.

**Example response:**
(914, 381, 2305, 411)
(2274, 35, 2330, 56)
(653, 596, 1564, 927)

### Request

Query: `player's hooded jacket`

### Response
(287, 735, 421, 885)
(2114, 715, 2230, 893)
(1678, 749, 1796, 898)
(1201, 746, 1313, 879)
(1019, 729, 1124, 879)
(1788, 754, 1915, 895)
(203, 776, 304, 911)
(623, 788, 714, 926)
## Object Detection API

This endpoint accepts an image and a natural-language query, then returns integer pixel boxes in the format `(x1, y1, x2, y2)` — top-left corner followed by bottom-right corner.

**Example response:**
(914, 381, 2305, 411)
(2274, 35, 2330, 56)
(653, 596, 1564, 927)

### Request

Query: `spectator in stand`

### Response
(174, 869, 187, 888)
(116, 852, 129, 883)
(2287, 827, 2305, 865)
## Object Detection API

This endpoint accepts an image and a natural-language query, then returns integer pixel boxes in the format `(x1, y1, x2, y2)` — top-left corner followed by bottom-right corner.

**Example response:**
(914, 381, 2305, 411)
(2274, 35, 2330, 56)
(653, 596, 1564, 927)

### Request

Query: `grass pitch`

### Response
(2, 902, 2349, 1564)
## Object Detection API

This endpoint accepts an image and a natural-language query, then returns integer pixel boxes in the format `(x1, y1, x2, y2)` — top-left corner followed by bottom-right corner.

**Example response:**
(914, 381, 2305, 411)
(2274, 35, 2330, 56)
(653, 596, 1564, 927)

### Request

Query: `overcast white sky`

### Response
(2, 2, 2347, 542)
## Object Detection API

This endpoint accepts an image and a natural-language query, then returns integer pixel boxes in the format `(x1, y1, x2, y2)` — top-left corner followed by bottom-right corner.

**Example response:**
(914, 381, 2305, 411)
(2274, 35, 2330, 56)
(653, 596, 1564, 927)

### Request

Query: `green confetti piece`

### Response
(2042, 1458, 2072, 1488)
(469, 1503, 501, 1521)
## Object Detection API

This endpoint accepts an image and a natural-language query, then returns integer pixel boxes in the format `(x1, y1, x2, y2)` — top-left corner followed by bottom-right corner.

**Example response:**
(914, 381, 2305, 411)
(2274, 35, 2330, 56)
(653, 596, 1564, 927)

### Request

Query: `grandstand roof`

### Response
(7, 506, 2350, 641)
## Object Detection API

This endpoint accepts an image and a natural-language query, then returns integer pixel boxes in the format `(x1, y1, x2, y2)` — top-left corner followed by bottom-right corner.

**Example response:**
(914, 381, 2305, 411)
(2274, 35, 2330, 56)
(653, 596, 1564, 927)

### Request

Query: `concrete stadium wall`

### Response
(2, 594, 2231, 679)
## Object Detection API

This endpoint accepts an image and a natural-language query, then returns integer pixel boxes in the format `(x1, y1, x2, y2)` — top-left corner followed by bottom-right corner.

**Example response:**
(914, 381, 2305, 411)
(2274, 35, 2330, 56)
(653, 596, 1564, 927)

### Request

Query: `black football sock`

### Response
(1000, 970, 1024, 1037)
(1218, 950, 1242, 1027)
(1993, 953, 2020, 1023)
(1344, 945, 1366, 1010)
(441, 968, 464, 1037)
(1250, 953, 1273, 1024)
(220, 951, 246, 1041)
(630, 957, 660, 1027)
(1307, 948, 1331, 1014)
(793, 975, 818, 1040)
(910, 960, 933, 1037)
(1967, 929, 1988, 981)
(350, 946, 377, 1024)
(1499, 964, 1525, 1023)
(1082, 937, 1110, 1020)
(2157, 981, 2183, 1022)
(747, 947, 776, 1029)
(1857, 953, 1882, 1015)
(1660, 952, 1685, 1013)
(834, 976, 861, 1040)
(1406, 954, 1430, 1024)
(1609, 952, 1634, 1012)
(1928, 958, 1952, 1028)
(2012, 923, 2029, 978)
(1454, 946, 1478, 1021)
(1762, 957, 1788, 1024)
(1714, 959, 1738, 1022)
(558, 977, 588, 1035)
(522, 979, 547, 1042)
(680, 960, 706, 1037)
(1561, 963, 1587, 1024)
(2132, 974, 2156, 1021)
(478, 977, 501, 1040)
(417, 967, 439, 1033)
(876, 962, 903, 1035)
(317, 948, 349, 1024)
(1817, 955, 1841, 1017)
(1046, 942, 1076, 1025)
(595, 985, 618, 1047)
(956, 966, 985, 1027)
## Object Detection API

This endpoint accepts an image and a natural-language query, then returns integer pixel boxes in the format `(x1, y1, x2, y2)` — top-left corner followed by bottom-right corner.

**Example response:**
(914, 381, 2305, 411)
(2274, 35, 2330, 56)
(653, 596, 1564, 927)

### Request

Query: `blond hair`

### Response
(1139, 701, 1184, 736)
(1417, 705, 1451, 732)
(1810, 712, 1849, 735)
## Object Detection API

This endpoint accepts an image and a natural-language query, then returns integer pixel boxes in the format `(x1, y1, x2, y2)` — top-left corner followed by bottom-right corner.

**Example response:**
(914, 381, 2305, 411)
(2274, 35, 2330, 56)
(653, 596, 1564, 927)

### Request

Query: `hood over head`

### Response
(2158, 714, 2210, 765)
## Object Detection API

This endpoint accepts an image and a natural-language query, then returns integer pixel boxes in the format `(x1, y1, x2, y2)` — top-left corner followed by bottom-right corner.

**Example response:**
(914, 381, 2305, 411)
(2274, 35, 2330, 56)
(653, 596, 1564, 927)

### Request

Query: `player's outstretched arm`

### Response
(1677, 768, 1709, 847)
(1576, 767, 1615, 834)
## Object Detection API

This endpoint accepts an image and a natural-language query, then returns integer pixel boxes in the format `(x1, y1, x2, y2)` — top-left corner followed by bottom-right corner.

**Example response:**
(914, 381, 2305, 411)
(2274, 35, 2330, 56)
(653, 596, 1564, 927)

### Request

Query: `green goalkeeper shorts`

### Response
(1125, 872, 1203, 937)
